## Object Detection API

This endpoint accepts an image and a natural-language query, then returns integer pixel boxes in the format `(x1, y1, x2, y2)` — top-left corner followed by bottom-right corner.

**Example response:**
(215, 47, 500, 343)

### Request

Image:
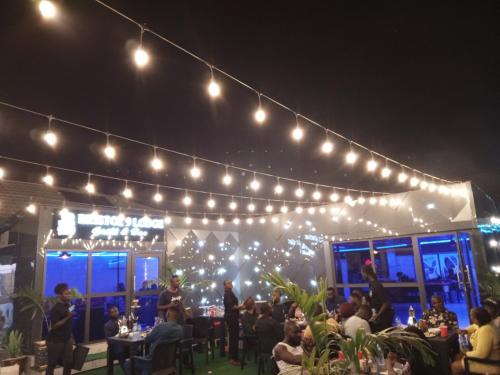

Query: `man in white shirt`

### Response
(273, 321, 308, 375)
(339, 302, 371, 338)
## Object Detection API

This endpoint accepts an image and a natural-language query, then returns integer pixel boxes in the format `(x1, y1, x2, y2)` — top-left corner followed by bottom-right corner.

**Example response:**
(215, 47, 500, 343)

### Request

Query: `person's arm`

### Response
(466, 326, 494, 358)
(144, 325, 162, 345)
(274, 344, 302, 365)
(157, 292, 177, 311)
(50, 307, 72, 331)
(371, 302, 391, 322)
(104, 321, 117, 338)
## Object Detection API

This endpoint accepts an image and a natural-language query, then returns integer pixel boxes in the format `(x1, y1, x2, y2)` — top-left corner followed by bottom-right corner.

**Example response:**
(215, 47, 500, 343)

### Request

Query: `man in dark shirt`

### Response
(361, 265, 394, 332)
(271, 289, 286, 323)
(255, 303, 283, 354)
(157, 275, 186, 324)
(223, 279, 243, 365)
(46, 283, 74, 375)
(325, 287, 346, 317)
(104, 306, 127, 374)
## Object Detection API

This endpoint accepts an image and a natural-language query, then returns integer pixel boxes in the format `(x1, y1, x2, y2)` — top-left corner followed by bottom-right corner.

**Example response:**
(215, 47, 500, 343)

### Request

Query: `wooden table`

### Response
(428, 331, 459, 375)
(107, 334, 145, 375)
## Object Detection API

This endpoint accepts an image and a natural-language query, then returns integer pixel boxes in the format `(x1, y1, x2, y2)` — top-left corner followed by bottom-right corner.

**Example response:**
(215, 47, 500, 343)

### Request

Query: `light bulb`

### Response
(207, 198, 216, 208)
(312, 190, 322, 200)
(250, 178, 260, 191)
(379, 198, 388, 206)
(247, 203, 256, 212)
(85, 182, 96, 194)
(366, 159, 378, 172)
(134, 47, 149, 67)
(208, 80, 221, 97)
(183, 195, 192, 206)
(369, 197, 377, 205)
(398, 172, 408, 183)
(150, 157, 163, 171)
(0, 167, 4, 179)
(344, 195, 353, 204)
(164, 216, 172, 225)
(329, 192, 339, 202)
(291, 126, 304, 141)
(246, 217, 254, 225)
(26, 203, 37, 215)
(259, 217, 266, 224)
(420, 181, 429, 190)
(42, 174, 54, 186)
(295, 187, 304, 198)
(410, 177, 420, 187)
(308, 207, 316, 215)
(39, 0, 56, 19)
(280, 205, 289, 213)
(295, 206, 303, 214)
(153, 193, 163, 202)
(229, 201, 237, 210)
(185, 216, 192, 225)
(319, 207, 326, 214)
(381, 167, 392, 178)
(222, 174, 232, 186)
(345, 151, 358, 164)
(254, 108, 266, 124)
(43, 130, 57, 147)
(217, 217, 225, 226)
(190, 166, 201, 179)
(104, 145, 116, 160)
(265, 204, 273, 213)
(321, 140, 334, 154)
(358, 196, 366, 204)
(271, 217, 279, 223)
(122, 187, 133, 199)
(232, 217, 240, 225)
(428, 183, 437, 192)
(202, 217, 209, 225)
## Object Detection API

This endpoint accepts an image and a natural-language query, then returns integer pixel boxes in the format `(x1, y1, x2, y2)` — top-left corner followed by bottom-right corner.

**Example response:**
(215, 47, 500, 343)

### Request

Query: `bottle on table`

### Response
(407, 305, 416, 326)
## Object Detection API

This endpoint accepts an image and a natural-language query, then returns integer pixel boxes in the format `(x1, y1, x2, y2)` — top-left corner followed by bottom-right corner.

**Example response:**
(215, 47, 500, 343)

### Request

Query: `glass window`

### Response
(385, 287, 422, 325)
(45, 251, 88, 296)
(135, 294, 158, 328)
(135, 257, 160, 291)
(72, 299, 86, 343)
(89, 296, 126, 341)
(373, 237, 416, 282)
(91, 252, 128, 293)
(333, 241, 370, 284)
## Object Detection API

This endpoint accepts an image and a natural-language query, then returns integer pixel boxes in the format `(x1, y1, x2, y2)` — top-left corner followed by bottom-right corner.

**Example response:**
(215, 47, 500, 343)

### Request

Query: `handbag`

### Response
(72, 344, 90, 370)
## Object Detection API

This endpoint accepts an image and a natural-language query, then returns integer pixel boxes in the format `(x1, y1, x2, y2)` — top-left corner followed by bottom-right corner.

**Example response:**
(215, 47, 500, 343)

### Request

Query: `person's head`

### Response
(244, 297, 255, 312)
(361, 265, 376, 281)
(326, 287, 337, 300)
(223, 279, 233, 289)
(272, 289, 282, 304)
(170, 275, 181, 289)
(142, 281, 149, 288)
(356, 305, 373, 321)
(349, 290, 363, 309)
(108, 305, 119, 320)
(284, 321, 302, 346)
(470, 307, 492, 327)
(166, 305, 180, 322)
(431, 295, 445, 312)
(260, 303, 272, 317)
(54, 283, 71, 303)
(483, 298, 499, 319)
(338, 302, 355, 320)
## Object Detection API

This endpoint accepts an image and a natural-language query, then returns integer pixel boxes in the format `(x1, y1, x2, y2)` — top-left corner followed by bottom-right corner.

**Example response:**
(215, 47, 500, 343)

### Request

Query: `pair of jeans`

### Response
(226, 318, 239, 361)
(46, 338, 74, 375)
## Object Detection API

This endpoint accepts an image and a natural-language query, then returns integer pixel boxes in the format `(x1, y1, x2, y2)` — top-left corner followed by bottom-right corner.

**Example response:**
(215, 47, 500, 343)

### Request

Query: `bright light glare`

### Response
(321, 140, 334, 154)
(183, 195, 192, 206)
(42, 174, 54, 186)
(330, 192, 339, 202)
(295, 188, 304, 198)
(43, 130, 57, 147)
(39, 0, 57, 19)
(150, 157, 163, 171)
(254, 108, 266, 124)
(164, 216, 172, 225)
(265, 204, 273, 213)
(122, 187, 133, 199)
(207, 199, 216, 208)
(247, 203, 256, 212)
(0, 168, 5, 180)
(274, 184, 284, 195)
(366, 159, 378, 172)
(85, 183, 96, 194)
(312, 191, 322, 200)
(190, 166, 201, 179)
(217, 217, 225, 225)
(381, 167, 392, 178)
(208, 80, 221, 97)
(410, 177, 420, 187)
(153, 193, 163, 202)
(345, 151, 358, 164)
(134, 48, 150, 67)
(291, 126, 304, 141)
(229, 201, 237, 210)
(398, 172, 408, 183)
(250, 179, 260, 191)
(104, 145, 116, 160)
(185, 216, 192, 225)
(26, 203, 37, 215)
(222, 174, 232, 185)
(280, 205, 289, 213)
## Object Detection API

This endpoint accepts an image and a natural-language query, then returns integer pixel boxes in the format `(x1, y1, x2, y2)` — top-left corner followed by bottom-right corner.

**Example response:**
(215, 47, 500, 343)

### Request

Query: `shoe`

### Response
(229, 359, 240, 366)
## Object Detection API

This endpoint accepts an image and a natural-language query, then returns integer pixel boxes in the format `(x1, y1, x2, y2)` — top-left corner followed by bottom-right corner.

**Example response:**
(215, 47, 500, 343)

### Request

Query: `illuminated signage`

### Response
(55, 211, 164, 240)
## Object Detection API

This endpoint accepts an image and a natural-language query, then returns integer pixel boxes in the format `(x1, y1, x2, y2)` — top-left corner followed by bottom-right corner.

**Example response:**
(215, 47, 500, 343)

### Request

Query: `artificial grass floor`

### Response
(80, 350, 262, 375)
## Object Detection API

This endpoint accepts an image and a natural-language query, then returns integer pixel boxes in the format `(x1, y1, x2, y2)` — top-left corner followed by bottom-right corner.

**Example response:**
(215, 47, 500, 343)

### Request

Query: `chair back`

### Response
(192, 317, 211, 338)
(182, 324, 193, 339)
(151, 340, 179, 372)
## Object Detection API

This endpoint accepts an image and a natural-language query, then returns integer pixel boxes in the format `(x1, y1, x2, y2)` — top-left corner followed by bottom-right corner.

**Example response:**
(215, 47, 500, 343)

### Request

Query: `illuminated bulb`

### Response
(295, 206, 303, 214)
(410, 177, 420, 187)
(358, 196, 366, 204)
(153, 193, 163, 202)
(164, 216, 172, 225)
(202, 217, 209, 225)
(345, 151, 358, 164)
(39, 0, 56, 19)
(420, 181, 429, 190)
(43, 130, 58, 147)
(259, 217, 266, 224)
(85, 182, 96, 194)
(217, 217, 225, 226)
(428, 183, 437, 192)
(134, 47, 149, 67)
(379, 198, 388, 206)
(183, 195, 192, 206)
(344, 195, 353, 204)
(184, 216, 192, 225)
(42, 174, 54, 186)
(104, 145, 116, 160)
(398, 172, 408, 183)
(274, 184, 284, 195)
(247, 203, 256, 212)
(0, 167, 4, 179)
(319, 207, 326, 214)
(250, 178, 260, 191)
(366, 159, 378, 172)
(207, 198, 216, 208)
(381, 167, 392, 178)
(254, 108, 267, 124)
(280, 205, 289, 213)
(222, 174, 232, 186)
(208, 80, 221, 97)
(26, 204, 37, 215)
(321, 140, 334, 154)
(265, 204, 273, 213)
(229, 201, 237, 210)
(489, 239, 498, 248)
(308, 207, 316, 215)
(233, 218, 240, 225)
(190, 165, 201, 179)
(291, 126, 304, 141)
(295, 187, 304, 198)
(246, 217, 254, 225)
(312, 190, 322, 201)
(330, 192, 339, 202)
(271, 217, 279, 223)
(122, 187, 133, 199)
(150, 157, 163, 171)
(369, 197, 377, 205)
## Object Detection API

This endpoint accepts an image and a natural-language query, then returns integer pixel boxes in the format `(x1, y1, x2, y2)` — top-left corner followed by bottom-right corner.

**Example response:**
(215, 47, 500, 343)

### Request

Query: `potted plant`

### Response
(1, 330, 26, 375)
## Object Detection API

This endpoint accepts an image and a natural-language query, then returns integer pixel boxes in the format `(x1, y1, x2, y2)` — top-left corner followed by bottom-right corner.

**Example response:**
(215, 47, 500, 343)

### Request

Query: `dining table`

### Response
(427, 331, 459, 375)
(107, 332, 146, 375)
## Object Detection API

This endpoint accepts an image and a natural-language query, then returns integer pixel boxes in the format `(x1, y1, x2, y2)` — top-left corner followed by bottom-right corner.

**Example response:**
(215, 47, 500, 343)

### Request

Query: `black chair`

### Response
(132, 340, 179, 375)
(192, 317, 215, 364)
(240, 334, 258, 369)
(177, 325, 194, 375)
(464, 356, 500, 375)
(106, 344, 128, 375)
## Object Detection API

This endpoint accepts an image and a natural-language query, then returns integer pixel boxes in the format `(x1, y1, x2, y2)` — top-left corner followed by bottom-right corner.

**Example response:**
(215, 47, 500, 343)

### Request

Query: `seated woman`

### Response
(451, 307, 500, 375)
(421, 295, 458, 330)
(349, 290, 364, 313)
(241, 297, 258, 336)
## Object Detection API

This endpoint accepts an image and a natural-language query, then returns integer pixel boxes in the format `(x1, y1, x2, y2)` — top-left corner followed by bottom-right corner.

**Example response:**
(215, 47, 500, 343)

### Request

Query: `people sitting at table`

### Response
(273, 321, 308, 375)
(484, 298, 500, 329)
(338, 302, 371, 338)
(241, 297, 258, 336)
(288, 302, 305, 322)
(255, 303, 283, 353)
(303, 304, 340, 352)
(124, 305, 183, 375)
(271, 289, 286, 323)
(157, 274, 187, 324)
(348, 289, 363, 312)
(325, 287, 345, 317)
(361, 264, 394, 332)
(104, 306, 127, 373)
(451, 307, 500, 375)
(421, 294, 458, 330)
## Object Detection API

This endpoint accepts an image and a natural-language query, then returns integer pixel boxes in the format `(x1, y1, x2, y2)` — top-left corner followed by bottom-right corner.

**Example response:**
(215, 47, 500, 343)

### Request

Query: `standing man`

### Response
(223, 279, 243, 366)
(157, 275, 186, 324)
(361, 265, 394, 332)
(325, 287, 346, 317)
(46, 283, 74, 375)
(271, 289, 286, 323)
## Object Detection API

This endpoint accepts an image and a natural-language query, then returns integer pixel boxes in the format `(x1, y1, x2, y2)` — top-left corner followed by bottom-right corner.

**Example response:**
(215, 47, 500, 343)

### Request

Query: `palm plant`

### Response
(478, 271, 500, 299)
(3, 330, 24, 358)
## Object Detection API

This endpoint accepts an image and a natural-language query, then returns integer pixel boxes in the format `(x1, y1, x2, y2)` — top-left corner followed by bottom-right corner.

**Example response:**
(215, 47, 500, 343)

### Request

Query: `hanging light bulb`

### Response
(103, 134, 116, 160)
(249, 172, 260, 191)
(379, 197, 388, 206)
(42, 169, 54, 186)
(222, 166, 232, 186)
(190, 158, 201, 179)
(295, 206, 303, 214)
(247, 201, 256, 212)
(280, 204, 289, 213)
(254, 94, 266, 124)
(295, 183, 304, 198)
(319, 207, 326, 214)
(246, 217, 254, 225)
(150, 148, 163, 171)
(330, 190, 339, 202)
(153, 186, 163, 202)
(307, 206, 316, 215)
(183, 192, 192, 206)
(122, 181, 133, 199)
(185, 216, 192, 225)
(344, 195, 353, 204)
(217, 217, 225, 226)
(259, 217, 266, 224)
(274, 179, 284, 195)
(202, 217, 209, 225)
(134, 27, 150, 68)
(358, 196, 366, 205)
(207, 67, 221, 97)
(291, 115, 304, 141)
(39, 0, 57, 19)
(398, 172, 408, 183)
(369, 196, 378, 205)
(233, 217, 240, 225)
(207, 195, 216, 209)
(26, 203, 37, 215)
(265, 202, 274, 213)
(43, 130, 57, 147)
(271, 217, 279, 223)
(420, 180, 429, 190)
(0, 167, 4, 180)
(345, 150, 358, 165)
(410, 176, 420, 187)
(164, 215, 172, 225)
(229, 200, 238, 210)
(312, 186, 322, 201)
(428, 183, 437, 192)
(381, 162, 392, 178)
(366, 159, 378, 172)
(321, 130, 334, 154)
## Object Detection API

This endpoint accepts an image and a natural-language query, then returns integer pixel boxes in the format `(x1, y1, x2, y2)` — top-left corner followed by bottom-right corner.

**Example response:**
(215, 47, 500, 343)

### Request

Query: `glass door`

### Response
(457, 232, 480, 309)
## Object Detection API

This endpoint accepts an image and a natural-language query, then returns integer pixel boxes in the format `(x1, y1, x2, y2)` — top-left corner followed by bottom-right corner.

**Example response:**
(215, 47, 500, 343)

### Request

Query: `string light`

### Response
(410, 175, 420, 188)
(85, 174, 96, 194)
(26, 203, 37, 215)
(184, 216, 192, 225)
(381, 161, 392, 178)
(246, 217, 254, 225)
(164, 214, 172, 224)
(321, 130, 334, 154)
(280, 203, 289, 213)
(182, 191, 192, 206)
(42, 116, 57, 147)
(274, 178, 284, 195)
(366, 158, 378, 172)
(103, 134, 116, 160)
(271, 217, 279, 224)
(265, 201, 273, 213)
(232, 217, 240, 225)
(295, 182, 304, 198)
(312, 185, 322, 201)
(369, 196, 378, 205)
(150, 148, 164, 171)
(207, 67, 221, 98)
(295, 206, 303, 214)
(250, 173, 260, 191)
(190, 158, 201, 179)
(38, 0, 57, 19)
(207, 194, 216, 209)
(202, 217, 209, 225)
(42, 167, 54, 186)
(398, 172, 408, 183)
(247, 200, 256, 212)
(344, 194, 353, 205)
(217, 217, 225, 225)
(254, 93, 266, 124)
(291, 114, 304, 141)
(0, 167, 5, 180)
(358, 195, 366, 205)
(420, 180, 429, 190)
(259, 217, 266, 224)
(329, 189, 340, 202)
(345, 144, 358, 165)
(229, 199, 237, 211)
(307, 206, 316, 215)
(134, 27, 150, 68)
(153, 185, 163, 202)
(428, 182, 437, 192)
(122, 181, 133, 199)
(222, 165, 232, 186)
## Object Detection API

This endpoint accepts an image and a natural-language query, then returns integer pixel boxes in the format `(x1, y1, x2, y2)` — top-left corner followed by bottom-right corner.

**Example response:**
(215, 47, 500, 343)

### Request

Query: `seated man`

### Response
(124, 306, 183, 375)
(273, 321, 308, 375)
(421, 295, 458, 330)
(338, 302, 371, 338)
(104, 306, 127, 373)
(255, 303, 283, 354)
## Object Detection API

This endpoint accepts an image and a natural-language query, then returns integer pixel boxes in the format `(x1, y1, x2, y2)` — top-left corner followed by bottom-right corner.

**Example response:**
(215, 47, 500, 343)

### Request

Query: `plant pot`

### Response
(1, 356, 26, 375)
(0, 363, 19, 375)
(33, 340, 48, 370)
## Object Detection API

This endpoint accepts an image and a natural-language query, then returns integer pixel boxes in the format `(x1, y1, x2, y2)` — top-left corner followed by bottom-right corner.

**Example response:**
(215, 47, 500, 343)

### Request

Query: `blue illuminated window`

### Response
(89, 296, 126, 341)
(45, 251, 88, 296)
(135, 257, 159, 291)
(373, 237, 416, 283)
(136, 294, 158, 328)
(385, 287, 422, 325)
(91, 252, 127, 293)
(333, 241, 370, 284)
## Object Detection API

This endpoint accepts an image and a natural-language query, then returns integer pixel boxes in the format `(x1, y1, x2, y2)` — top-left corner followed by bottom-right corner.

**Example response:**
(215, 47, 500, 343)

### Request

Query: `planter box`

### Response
(1, 356, 26, 375)
(0, 363, 19, 375)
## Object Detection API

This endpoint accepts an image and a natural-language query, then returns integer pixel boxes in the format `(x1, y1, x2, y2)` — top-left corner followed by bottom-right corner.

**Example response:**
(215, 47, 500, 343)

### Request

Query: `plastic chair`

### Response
(177, 325, 194, 375)
(192, 317, 215, 364)
(132, 340, 178, 375)
(464, 356, 500, 375)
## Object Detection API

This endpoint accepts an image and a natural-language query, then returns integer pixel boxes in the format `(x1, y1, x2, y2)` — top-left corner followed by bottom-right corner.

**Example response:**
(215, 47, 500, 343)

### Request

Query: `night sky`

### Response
(0, 0, 498, 213)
